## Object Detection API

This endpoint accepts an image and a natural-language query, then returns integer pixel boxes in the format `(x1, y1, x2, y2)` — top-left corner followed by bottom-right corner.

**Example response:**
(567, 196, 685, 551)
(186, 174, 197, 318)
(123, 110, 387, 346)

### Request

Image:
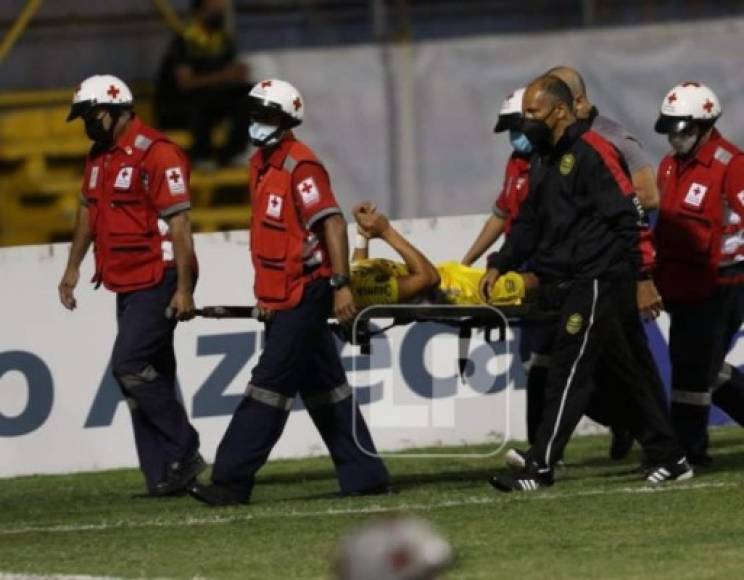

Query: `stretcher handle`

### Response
(165, 305, 260, 320)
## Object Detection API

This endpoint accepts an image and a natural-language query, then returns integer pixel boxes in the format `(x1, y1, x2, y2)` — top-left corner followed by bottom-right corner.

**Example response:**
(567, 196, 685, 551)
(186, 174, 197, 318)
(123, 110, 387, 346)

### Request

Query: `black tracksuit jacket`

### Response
(487, 120, 655, 282)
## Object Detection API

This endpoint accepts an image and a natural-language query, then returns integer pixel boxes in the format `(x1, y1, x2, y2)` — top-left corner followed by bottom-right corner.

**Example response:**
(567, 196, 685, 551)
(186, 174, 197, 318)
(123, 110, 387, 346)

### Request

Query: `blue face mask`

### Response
(509, 130, 534, 154)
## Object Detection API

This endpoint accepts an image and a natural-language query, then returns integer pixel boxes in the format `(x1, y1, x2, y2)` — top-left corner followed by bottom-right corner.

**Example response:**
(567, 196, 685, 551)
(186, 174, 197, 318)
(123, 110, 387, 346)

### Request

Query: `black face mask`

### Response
(84, 110, 117, 147)
(203, 11, 225, 30)
(521, 108, 556, 153)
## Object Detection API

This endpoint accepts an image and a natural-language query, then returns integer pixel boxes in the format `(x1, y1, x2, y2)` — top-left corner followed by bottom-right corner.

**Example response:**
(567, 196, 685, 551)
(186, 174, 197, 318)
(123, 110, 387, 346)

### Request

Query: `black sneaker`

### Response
(609, 426, 634, 460)
(152, 452, 206, 497)
(188, 482, 249, 507)
(337, 484, 395, 498)
(645, 457, 694, 486)
(490, 463, 554, 493)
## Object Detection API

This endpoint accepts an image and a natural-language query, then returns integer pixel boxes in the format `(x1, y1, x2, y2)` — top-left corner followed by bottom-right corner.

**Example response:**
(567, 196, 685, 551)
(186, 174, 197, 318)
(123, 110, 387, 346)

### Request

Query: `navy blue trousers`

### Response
(667, 277, 744, 459)
(111, 268, 200, 491)
(211, 279, 389, 500)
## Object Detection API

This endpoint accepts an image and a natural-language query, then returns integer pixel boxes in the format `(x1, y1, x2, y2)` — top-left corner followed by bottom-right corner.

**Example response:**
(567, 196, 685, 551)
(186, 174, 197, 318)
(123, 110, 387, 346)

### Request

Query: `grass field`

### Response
(1, 427, 743, 580)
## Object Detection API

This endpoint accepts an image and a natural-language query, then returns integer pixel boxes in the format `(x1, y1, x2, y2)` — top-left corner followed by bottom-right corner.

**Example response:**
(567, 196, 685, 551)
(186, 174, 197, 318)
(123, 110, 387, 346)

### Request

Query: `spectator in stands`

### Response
(155, 0, 251, 169)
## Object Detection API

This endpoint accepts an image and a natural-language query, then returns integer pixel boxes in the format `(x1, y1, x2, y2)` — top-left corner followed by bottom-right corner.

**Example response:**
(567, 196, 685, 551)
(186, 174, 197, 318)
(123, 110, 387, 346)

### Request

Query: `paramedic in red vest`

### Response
(654, 82, 744, 465)
(58, 75, 203, 496)
(189, 79, 390, 506)
(462, 87, 532, 266)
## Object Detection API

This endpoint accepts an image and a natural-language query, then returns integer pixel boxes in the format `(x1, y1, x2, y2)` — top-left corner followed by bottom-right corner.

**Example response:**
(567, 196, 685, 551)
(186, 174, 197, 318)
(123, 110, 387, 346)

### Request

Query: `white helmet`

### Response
(655, 81, 721, 134)
(247, 79, 304, 127)
(494, 87, 526, 133)
(67, 74, 133, 121)
(334, 516, 453, 580)
(246, 79, 304, 147)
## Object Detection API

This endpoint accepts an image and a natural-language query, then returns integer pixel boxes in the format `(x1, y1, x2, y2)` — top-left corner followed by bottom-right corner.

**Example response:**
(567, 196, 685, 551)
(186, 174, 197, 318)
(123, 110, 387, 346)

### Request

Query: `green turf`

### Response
(1, 427, 743, 579)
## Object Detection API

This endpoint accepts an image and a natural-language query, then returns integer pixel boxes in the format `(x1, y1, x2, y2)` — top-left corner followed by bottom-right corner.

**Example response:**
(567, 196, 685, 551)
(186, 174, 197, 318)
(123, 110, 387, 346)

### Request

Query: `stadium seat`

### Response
(0, 88, 251, 247)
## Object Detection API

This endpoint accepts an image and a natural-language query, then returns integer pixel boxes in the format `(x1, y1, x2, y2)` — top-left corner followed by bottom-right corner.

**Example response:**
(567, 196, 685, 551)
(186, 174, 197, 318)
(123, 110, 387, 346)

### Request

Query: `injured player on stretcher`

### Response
(349, 202, 538, 308)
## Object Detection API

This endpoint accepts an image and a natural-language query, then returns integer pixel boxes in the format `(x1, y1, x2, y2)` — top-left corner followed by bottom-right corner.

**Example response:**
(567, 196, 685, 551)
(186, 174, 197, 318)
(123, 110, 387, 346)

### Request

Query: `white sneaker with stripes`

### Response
(646, 457, 694, 486)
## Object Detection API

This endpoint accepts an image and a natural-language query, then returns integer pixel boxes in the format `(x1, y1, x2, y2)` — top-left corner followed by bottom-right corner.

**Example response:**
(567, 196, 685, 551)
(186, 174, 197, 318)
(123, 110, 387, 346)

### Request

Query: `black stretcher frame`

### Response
(188, 303, 558, 358)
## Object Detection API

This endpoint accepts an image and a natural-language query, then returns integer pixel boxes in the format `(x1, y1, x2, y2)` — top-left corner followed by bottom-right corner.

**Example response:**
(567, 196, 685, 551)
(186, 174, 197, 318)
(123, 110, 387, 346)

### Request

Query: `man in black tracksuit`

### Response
(481, 75, 691, 492)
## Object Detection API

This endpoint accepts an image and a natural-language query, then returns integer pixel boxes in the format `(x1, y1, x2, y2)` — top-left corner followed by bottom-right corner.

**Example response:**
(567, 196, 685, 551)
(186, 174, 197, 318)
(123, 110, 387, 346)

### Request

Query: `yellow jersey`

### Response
(350, 259, 408, 308)
(350, 259, 525, 308)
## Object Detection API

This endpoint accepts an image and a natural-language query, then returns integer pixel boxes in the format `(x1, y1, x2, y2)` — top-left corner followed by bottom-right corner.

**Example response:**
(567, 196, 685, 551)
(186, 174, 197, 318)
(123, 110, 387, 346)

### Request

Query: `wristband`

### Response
(355, 234, 368, 250)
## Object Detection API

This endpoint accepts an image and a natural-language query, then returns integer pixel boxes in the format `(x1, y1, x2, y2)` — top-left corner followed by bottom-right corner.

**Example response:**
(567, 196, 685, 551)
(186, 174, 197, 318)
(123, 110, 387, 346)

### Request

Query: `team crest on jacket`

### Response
(166, 167, 186, 195)
(559, 154, 575, 176)
(267, 193, 283, 218)
(114, 166, 133, 190)
(566, 313, 583, 335)
(683, 182, 708, 209)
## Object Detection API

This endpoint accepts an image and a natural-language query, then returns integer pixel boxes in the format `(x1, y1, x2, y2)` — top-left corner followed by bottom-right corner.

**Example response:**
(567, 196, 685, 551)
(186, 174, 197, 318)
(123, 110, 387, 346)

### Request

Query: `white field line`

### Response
(0, 575, 122, 579)
(0, 481, 736, 538)
(0, 575, 205, 580)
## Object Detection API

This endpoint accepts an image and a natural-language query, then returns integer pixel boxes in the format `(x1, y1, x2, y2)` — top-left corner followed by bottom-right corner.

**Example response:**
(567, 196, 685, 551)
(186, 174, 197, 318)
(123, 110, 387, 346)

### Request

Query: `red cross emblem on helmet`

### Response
(248, 79, 305, 127)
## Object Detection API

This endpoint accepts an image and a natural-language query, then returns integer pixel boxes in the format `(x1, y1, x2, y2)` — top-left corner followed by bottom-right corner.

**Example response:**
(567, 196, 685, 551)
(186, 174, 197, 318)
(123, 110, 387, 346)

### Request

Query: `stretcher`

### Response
(186, 303, 558, 375)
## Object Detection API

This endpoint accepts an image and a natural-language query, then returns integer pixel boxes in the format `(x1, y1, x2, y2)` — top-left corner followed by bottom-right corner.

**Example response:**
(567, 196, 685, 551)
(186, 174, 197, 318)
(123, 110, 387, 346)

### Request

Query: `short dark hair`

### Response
(537, 75, 574, 109)
(546, 66, 587, 97)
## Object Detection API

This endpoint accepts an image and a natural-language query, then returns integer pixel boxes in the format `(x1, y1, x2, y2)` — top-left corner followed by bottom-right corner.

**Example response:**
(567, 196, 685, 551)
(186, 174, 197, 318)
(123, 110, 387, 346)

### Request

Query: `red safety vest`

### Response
(496, 153, 531, 234)
(84, 123, 175, 293)
(656, 131, 744, 302)
(249, 139, 331, 310)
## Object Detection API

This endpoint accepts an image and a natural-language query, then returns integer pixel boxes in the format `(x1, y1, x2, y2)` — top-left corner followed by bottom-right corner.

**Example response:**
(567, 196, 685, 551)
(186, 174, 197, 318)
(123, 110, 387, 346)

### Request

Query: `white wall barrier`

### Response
(0, 216, 514, 478)
(246, 17, 744, 220)
(1, 215, 742, 478)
